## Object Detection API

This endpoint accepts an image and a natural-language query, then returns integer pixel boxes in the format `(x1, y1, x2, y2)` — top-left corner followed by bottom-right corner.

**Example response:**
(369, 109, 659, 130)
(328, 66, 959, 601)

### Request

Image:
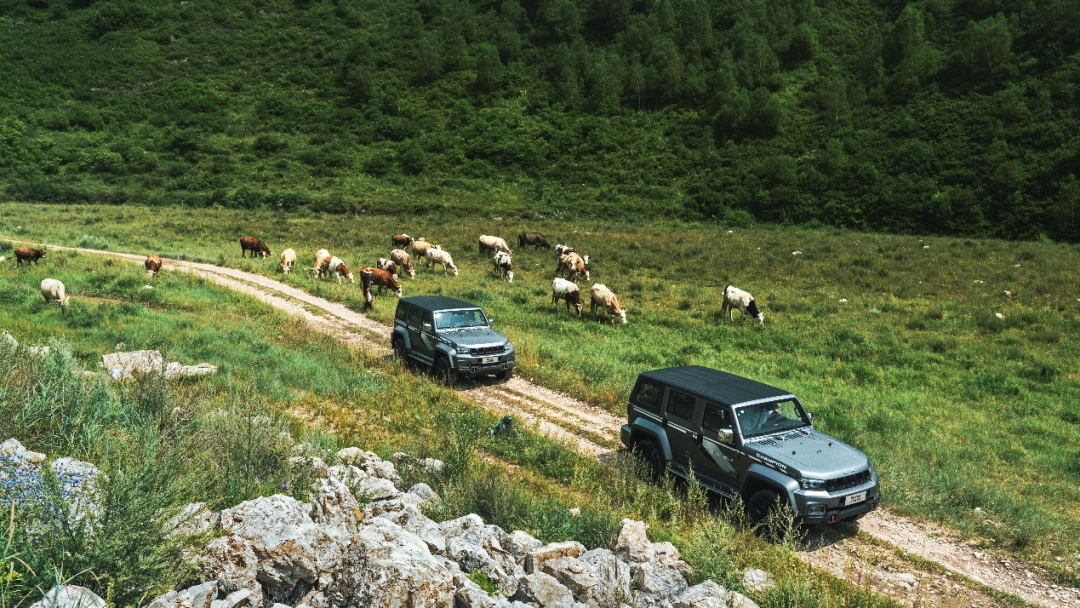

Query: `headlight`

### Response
(800, 478, 825, 490)
(456, 346, 471, 355)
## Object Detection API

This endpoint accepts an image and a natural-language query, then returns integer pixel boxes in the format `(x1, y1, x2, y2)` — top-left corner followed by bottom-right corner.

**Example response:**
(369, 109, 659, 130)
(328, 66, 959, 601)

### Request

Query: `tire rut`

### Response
(11, 237, 1078, 608)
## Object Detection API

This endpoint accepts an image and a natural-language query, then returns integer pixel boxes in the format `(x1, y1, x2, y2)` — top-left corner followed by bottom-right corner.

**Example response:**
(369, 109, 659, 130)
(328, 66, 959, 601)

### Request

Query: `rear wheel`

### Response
(635, 440, 664, 482)
(392, 336, 407, 362)
(433, 357, 455, 384)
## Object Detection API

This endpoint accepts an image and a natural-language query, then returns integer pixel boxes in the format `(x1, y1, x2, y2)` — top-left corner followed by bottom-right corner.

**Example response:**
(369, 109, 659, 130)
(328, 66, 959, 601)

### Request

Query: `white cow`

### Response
(391, 249, 416, 278)
(551, 278, 582, 316)
(426, 248, 459, 276)
(40, 279, 70, 313)
(722, 285, 763, 324)
(479, 235, 513, 256)
(280, 248, 296, 274)
(590, 283, 626, 325)
(493, 251, 513, 282)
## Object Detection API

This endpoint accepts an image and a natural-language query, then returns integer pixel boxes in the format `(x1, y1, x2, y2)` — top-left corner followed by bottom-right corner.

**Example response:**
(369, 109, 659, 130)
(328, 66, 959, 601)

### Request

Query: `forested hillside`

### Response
(1, 0, 1079, 240)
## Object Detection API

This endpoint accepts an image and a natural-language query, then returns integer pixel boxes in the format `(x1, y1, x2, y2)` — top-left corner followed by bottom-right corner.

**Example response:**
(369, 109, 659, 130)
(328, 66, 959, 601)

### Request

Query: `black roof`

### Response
(401, 296, 482, 312)
(638, 366, 793, 407)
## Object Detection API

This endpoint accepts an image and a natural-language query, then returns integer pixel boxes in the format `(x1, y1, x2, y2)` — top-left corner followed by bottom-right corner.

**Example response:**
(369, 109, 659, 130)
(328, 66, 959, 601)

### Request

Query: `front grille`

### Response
(826, 469, 872, 492)
(470, 346, 504, 356)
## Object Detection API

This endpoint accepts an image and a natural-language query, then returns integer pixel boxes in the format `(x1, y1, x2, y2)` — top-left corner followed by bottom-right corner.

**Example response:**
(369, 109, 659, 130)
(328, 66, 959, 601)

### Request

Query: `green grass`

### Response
(0, 249, 900, 608)
(3, 203, 1078, 574)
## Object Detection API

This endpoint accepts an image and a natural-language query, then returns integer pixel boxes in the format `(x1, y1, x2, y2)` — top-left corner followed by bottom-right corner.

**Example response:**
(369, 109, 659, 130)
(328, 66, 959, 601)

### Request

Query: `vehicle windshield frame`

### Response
(433, 308, 489, 331)
(734, 398, 810, 439)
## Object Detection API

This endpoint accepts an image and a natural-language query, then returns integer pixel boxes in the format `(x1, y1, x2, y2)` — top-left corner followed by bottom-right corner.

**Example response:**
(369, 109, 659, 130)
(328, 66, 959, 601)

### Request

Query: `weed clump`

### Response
(76, 234, 109, 250)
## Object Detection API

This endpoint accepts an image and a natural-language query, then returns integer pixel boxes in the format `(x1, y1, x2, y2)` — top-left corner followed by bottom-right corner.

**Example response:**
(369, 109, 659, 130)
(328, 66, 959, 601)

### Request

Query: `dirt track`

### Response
(10, 238, 1079, 608)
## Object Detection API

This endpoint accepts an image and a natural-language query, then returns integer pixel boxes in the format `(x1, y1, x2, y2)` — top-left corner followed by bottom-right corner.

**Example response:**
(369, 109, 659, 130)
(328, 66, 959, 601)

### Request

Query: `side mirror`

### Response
(487, 318, 494, 325)
(718, 429, 734, 444)
(422, 322, 433, 332)
(807, 412, 813, 424)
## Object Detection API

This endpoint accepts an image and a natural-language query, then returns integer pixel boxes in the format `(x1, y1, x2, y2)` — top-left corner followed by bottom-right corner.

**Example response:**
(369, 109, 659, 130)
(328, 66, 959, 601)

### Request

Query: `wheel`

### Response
(635, 440, 665, 482)
(392, 336, 408, 362)
(496, 368, 513, 381)
(746, 489, 782, 524)
(433, 357, 455, 384)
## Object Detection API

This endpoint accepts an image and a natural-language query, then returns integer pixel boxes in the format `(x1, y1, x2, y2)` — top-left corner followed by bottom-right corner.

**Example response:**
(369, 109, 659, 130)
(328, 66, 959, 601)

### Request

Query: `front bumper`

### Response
(454, 354, 515, 377)
(796, 478, 881, 524)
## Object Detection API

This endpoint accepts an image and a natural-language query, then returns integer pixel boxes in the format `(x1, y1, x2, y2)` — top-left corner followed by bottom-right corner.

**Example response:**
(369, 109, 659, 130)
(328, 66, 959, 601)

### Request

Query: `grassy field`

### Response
(0, 248, 899, 608)
(2, 202, 1080, 573)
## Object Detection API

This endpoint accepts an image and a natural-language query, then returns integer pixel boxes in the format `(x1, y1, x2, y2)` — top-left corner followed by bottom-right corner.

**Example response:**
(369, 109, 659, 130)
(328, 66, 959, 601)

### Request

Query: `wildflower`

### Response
(839, 298, 848, 303)
(792, 250, 802, 255)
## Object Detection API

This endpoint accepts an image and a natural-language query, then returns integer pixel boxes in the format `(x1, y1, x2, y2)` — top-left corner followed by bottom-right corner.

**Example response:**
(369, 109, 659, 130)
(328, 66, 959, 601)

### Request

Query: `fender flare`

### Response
(392, 327, 411, 350)
(434, 343, 456, 365)
(744, 463, 800, 512)
(628, 418, 673, 462)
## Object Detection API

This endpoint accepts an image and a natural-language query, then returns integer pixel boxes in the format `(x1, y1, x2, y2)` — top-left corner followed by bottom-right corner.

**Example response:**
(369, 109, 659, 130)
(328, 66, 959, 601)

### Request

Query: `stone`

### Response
(512, 572, 575, 608)
(526, 541, 586, 575)
(201, 535, 263, 607)
(50, 457, 103, 526)
(29, 586, 106, 608)
(376, 505, 446, 554)
(289, 456, 329, 479)
(354, 476, 400, 502)
(0, 438, 46, 464)
(447, 537, 517, 597)
(210, 589, 251, 608)
(671, 581, 728, 608)
(580, 549, 632, 607)
(407, 482, 440, 503)
(362, 459, 402, 485)
(310, 477, 361, 533)
(101, 350, 216, 380)
(542, 557, 599, 604)
(614, 520, 649, 564)
(632, 561, 688, 600)
(740, 569, 773, 594)
(364, 492, 425, 517)
(334, 447, 371, 465)
(1, 331, 17, 349)
(326, 464, 368, 487)
(454, 571, 499, 608)
(440, 514, 487, 547)
(325, 517, 455, 608)
(502, 530, 542, 564)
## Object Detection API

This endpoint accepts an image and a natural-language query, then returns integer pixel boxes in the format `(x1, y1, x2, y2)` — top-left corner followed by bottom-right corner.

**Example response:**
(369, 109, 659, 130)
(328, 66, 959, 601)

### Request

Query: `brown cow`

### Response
(518, 232, 550, 249)
(15, 247, 46, 267)
(555, 253, 590, 282)
(392, 234, 414, 248)
(363, 267, 403, 297)
(145, 254, 163, 277)
(240, 237, 271, 258)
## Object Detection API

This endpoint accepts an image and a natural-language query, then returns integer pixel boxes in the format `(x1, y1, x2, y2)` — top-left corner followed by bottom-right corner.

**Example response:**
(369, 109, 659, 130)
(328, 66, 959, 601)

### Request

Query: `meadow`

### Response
(2, 203, 1078, 577)
(0, 247, 902, 608)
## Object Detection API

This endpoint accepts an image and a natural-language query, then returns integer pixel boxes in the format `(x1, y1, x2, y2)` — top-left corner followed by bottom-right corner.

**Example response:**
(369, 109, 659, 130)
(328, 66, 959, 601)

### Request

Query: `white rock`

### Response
(454, 571, 499, 608)
(29, 586, 106, 608)
(512, 572, 575, 608)
(526, 541, 586, 575)
(310, 477, 361, 533)
(614, 519, 649, 564)
(408, 482, 440, 503)
(633, 561, 688, 599)
(580, 548, 632, 607)
(354, 476, 400, 501)
(200, 535, 262, 607)
(364, 492, 425, 517)
(672, 581, 729, 608)
(376, 505, 446, 554)
(741, 569, 774, 593)
(0, 438, 46, 464)
(501, 530, 542, 564)
(101, 350, 216, 380)
(1, 331, 17, 348)
(50, 457, 103, 526)
(289, 456, 329, 478)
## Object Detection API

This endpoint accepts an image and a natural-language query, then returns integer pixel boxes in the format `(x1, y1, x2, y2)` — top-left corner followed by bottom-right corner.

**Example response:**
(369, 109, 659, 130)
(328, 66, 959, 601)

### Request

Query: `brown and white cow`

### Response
(312, 249, 331, 277)
(377, 257, 398, 277)
(240, 237, 271, 258)
(590, 283, 626, 325)
(14, 247, 46, 266)
(280, 248, 297, 274)
(412, 240, 440, 259)
(551, 278, 582, 316)
(145, 254, 163, 277)
(478, 235, 512, 256)
(553, 244, 576, 258)
(518, 232, 550, 250)
(493, 251, 513, 282)
(327, 256, 355, 284)
(556, 253, 590, 282)
(363, 267, 403, 297)
(390, 249, 416, 278)
(392, 234, 414, 248)
(722, 285, 764, 324)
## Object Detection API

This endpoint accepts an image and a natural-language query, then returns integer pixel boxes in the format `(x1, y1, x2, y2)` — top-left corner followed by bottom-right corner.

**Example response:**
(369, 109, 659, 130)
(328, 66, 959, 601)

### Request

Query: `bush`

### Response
(76, 234, 110, 250)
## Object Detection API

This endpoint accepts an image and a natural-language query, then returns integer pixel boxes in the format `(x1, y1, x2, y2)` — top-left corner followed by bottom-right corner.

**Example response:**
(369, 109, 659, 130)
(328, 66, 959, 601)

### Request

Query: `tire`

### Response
(392, 336, 407, 362)
(746, 489, 782, 524)
(433, 357, 455, 384)
(496, 368, 513, 381)
(635, 440, 664, 482)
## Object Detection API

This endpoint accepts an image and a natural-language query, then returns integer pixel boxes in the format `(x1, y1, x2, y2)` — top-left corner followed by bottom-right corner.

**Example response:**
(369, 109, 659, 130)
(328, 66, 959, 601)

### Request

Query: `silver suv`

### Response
(392, 296, 515, 381)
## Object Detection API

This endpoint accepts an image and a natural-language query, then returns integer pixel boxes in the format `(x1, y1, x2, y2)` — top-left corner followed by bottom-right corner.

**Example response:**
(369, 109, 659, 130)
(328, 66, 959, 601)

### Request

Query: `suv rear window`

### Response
(665, 390, 697, 423)
(408, 306, 423, 327)
(633, 381, 663, 412)
(396, 303, 409, 322)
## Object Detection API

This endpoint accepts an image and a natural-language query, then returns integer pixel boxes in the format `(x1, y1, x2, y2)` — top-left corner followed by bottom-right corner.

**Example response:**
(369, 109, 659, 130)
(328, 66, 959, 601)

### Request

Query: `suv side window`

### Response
(422, 311, 434, 332)
(633, 381, 664, 413)
(665, 390, 698, 423)
(408, 306, 423, 327)
(396, 303, 410, 322)
(701, 403, 731, 435)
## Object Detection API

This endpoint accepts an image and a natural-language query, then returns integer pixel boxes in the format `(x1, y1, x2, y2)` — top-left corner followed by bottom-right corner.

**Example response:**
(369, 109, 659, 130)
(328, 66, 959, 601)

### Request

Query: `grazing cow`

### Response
(377, 257, 398, 277)
(553, 244, 576, 258)
(364, 267, 403, 297)
(14, 247, 46, 267)
(518, 232, 550, 250)
(312, 249, 331, 277)
(145, 254, 163, 277)
(722, 285, 764, 324)
(412, 240, 440, 258)
(551, 278, 582, 316)
(390, 249, 416, 278)
(479, 235, 512, 256)
(425, 248, 459, 276)
(279, 249, 297, 275)
(40, 278, 70, 313)
(327, 256, 355, 284)
(493, 251, 513, 282)
(392, 234, 414, 248)
(556, 253, 590, 282)
(590, 284, 626, 325)
(240, 237, 271, 258)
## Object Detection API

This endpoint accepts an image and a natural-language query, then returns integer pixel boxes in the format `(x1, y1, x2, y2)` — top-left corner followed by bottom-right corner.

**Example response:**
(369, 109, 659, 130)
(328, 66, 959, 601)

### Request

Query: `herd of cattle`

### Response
(8, 234, 765, 325)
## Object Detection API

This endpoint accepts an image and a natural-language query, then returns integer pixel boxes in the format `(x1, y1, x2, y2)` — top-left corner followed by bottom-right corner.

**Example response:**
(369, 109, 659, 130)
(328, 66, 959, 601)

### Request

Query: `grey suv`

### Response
(620, 366, 880, 525)
(392, 296, 515, 381)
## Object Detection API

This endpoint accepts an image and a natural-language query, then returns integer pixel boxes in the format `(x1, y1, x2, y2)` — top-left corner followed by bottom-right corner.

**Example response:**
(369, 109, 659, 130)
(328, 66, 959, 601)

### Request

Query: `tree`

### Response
(475, 44, 505, 92)
(955, 14, 1012, 79)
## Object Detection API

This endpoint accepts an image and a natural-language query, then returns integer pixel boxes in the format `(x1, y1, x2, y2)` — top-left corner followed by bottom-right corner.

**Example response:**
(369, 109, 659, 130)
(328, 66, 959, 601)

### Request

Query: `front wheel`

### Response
(433, 357, 455, 384)
(496, 368, 513, 381)
(392, 336, 407, 362)
(746, 489, 782, 524)
(635, 440, 664, 482)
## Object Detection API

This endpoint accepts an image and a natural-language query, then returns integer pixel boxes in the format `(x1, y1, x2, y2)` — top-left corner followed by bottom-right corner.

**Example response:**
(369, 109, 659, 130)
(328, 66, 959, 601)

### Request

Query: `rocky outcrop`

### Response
(28, 586, 106, 608)
(101, 350, 218, 380)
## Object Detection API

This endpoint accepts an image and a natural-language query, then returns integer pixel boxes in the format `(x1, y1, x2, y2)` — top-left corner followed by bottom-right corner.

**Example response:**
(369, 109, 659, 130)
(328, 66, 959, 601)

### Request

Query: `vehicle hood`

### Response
(439, 327, 508, 348)
(744, 428, 870, 478)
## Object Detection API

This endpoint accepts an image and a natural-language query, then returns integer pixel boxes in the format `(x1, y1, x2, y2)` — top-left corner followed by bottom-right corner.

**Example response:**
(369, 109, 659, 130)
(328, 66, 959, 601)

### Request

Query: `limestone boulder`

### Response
(580, 549, 632, 607)
(453, 571, 499, 608)
(525, 541, 586, 575)
(407, 482, 440, 503)
(376, 505, 446, 554)
(501, 530, 542, 565)
(0, 438, 46, 464)
(364, 492, 425, 518)
(632, 561, 687, 600)
(310, 477, 361, 533)
(29, 586, 106, 608)
(200, 535, 262, 607)
(50, 457, 103, 526)
(512, 572, 575, 608)
(147, 581, 219, 608)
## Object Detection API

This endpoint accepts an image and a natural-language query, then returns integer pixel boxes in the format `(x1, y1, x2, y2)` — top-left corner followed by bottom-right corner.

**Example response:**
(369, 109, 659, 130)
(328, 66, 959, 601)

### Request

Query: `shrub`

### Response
(76, 234, 109, 250)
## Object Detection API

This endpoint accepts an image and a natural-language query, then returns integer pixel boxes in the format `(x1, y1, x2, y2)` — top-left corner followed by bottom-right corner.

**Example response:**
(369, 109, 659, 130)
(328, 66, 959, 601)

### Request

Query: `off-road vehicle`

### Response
(392, 296, 515, 381)
(621, 366, 880, 524)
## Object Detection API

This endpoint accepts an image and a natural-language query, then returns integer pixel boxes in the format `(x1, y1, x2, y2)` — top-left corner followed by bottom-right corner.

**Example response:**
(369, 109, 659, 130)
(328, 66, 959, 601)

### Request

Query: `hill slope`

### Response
(1, 0, 1079, 239)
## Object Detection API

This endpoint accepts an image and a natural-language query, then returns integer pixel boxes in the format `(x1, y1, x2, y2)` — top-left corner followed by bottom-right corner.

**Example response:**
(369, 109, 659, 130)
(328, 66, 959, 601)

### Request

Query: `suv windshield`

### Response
(736, 399, 808, 438)
(434, 309, 488, 330)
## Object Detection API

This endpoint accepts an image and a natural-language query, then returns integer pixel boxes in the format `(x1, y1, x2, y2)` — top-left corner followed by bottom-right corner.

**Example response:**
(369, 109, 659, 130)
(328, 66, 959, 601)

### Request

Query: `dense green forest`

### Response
(1, 0, 1079, 240)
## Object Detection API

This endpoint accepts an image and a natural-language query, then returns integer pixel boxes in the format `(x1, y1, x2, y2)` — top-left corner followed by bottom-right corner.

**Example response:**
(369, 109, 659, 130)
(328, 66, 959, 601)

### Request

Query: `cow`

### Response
(40, 279, 70, 313)
(240, 237, 271, 258)
(590, 284, 626, 325)
(493, 251, 513, 282)
(722, 285, 764, 324)
(312, 249, 331, 278)
(551, 278, 582, 316)
(327, 256, 355, 284)
(280, 249, 297, 275)
(556, 253, 590, 282)
(145, 254, 163, 277)
(364, 267, 403, 297)
(392, 234, 414, 248)
(412, 240, 440, 259)
(518, 232, 551, 250)
(479, 235, 512, 256)
(377, 257, 398, 277)
(390, 249, 416, 278)
(553, 244, 576, 258)
(14, 247, 45, 267)
(425, 248, 459, 276)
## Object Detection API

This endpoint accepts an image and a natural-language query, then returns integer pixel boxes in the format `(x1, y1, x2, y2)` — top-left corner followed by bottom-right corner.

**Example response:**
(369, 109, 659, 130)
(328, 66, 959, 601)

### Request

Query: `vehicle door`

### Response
(691, 402, 741, 494)
(406, 306, 433, 364)
(663, 389, 702, 477)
